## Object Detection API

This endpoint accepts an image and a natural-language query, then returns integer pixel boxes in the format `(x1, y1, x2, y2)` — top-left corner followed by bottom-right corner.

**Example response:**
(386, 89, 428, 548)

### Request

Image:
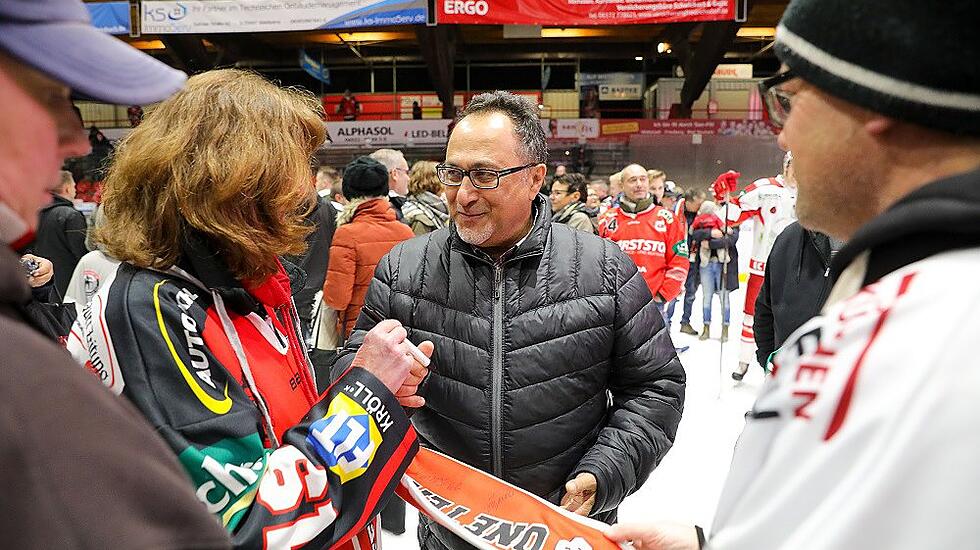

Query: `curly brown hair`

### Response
(96, 69, 325, 282)
(408, 160, 441, 196)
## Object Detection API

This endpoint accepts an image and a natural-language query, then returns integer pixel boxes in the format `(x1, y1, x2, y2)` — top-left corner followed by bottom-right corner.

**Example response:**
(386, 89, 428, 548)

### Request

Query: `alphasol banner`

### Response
(326, 120, 451, 146)
(399, 448, 624, 550)
(141, 0, 426, 34)
(439, 0, 734, 25)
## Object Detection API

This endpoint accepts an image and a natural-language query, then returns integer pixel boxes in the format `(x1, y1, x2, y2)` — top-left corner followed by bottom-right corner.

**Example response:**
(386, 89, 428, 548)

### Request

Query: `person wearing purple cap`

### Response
(0, 1, 229, 548)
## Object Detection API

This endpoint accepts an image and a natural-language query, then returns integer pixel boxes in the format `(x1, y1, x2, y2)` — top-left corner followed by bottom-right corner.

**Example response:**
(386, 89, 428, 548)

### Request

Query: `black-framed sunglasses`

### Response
(435, 163, 538, 190)
(758, 69, 797, 128)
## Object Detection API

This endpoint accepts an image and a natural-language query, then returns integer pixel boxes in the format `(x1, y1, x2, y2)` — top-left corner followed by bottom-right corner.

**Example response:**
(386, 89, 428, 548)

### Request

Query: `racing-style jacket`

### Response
(598, 202, 689, 301)
(68, 242, 417, 550)
(726, 176, 797, 275)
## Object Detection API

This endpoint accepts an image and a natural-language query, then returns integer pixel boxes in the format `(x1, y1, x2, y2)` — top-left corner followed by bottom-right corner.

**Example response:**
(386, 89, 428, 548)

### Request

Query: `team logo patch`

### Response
(308, 393, 382, 483)
(654, 220, 667, 232)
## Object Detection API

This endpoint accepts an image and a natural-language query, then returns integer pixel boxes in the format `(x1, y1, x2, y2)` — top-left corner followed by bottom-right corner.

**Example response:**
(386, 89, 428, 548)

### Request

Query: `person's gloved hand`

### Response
(711, 170, 740, 203)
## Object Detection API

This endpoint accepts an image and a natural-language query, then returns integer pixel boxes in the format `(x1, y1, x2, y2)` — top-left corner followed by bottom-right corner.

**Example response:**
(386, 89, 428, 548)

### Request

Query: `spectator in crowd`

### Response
(321, 166, 347, 212)
(126, 104, 142, 127)
(589, 180, 610, 201)
(546, 163, 567, 191)
(336, 88, 360, 121)
(647, 169, 667, 204)
(690, 201, 740, 341)
(585, 186, 601, 215)
(284, 166, 338, 346)
(0, 1, 233, 546)
(324, 156, 414, 340)
(335, 91, 685, 550)
(323, 156, 416, 536)
(751, 222, 844, 373)
(315, 165, 339, 199)
(599, 163, 690, 306)
(402, 159, 450, 235)
(675, 188, 707, 335)
(607, 0, 980, 547)
(660, 185, 682, 215)
(70, 69, 422, 549)
(550, 172, 595, 233)
(370, 148, 410, 222)
(412, 100, 422, 120)
(32, 169, 87, 298)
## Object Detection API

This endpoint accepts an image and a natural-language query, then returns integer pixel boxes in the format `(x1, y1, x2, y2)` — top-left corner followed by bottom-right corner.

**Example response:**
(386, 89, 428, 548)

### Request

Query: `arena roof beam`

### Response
(161, 35, 213, 72)
(679, 21, 740, 116)
(416, 25, 457, 119)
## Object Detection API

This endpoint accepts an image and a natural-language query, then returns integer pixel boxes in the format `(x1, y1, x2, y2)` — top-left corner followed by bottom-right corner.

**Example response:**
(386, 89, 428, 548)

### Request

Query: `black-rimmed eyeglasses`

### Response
(758, 69, 796, 128)
(436, 163, 537, 190)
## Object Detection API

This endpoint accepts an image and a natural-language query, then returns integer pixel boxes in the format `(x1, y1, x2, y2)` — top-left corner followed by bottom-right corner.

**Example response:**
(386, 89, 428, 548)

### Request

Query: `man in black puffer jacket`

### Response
(334, 91, 685, 550)
(753, 221, 844, 369)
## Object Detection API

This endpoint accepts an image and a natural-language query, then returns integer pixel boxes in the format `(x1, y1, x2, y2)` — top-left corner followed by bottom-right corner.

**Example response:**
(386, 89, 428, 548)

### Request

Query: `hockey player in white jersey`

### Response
(728, 152, 797, 381)
(603, 0, 980, 548)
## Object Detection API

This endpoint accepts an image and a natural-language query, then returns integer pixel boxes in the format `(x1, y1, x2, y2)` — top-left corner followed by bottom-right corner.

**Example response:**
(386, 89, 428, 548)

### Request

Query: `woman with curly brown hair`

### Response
(68, 69, 429, 550)
(401, 160, 450, 235)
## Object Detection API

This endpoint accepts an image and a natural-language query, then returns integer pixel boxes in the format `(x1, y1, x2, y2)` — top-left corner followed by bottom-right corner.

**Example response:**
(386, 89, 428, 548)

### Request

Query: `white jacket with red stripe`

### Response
(727, 176, 797, 275)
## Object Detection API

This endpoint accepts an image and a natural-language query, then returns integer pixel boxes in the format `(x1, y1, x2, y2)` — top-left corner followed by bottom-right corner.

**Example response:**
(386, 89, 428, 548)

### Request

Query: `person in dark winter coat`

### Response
(334, 91, 685, 550)
(752, 221, 844, 371)
(284, 184, 337, 345)
(32, 170, 87, 299)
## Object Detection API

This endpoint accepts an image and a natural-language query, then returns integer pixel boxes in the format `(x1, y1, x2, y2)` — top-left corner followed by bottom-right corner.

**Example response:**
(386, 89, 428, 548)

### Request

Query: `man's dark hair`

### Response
(556, 173, 588, 203)
(455, 91, 548, 164)
(684, 187, 707, 201)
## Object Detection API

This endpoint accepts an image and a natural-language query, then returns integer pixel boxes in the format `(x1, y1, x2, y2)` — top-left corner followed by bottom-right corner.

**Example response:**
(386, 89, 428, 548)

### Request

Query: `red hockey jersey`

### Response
(598, 204, 689, 301)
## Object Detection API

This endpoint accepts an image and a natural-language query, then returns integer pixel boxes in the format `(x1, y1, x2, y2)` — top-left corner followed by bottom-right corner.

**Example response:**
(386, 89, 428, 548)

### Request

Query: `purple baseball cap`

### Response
(0, 0, 186, 104)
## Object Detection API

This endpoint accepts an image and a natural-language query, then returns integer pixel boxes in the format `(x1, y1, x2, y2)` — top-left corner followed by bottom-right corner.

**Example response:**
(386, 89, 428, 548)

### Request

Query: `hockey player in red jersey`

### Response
(599, 164, 690, 304)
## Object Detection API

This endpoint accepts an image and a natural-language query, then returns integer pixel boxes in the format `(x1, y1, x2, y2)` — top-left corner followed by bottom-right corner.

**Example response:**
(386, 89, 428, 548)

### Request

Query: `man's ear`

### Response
(864, 115, 895, 137)
(528, 163, 546, 198)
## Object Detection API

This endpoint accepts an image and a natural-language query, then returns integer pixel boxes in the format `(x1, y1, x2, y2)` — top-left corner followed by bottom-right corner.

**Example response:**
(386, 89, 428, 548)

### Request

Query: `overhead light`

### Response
(737, 27, 777, 38)
(657, 42, 670, 54)
(634, 56, 643, 61)
(538, 104, 545, 110)
(128, 39, 165, 50)
(541, 28, 613, 38)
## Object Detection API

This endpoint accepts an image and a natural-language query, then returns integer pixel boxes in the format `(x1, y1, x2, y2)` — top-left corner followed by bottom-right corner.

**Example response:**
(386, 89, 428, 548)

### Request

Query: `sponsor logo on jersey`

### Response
(557, 538, 593, 550)
(656, 209, 674, 224)
(617, 239, 666, 256)
(654, 219, 667, 232)
(673, 240, 689, 258)
(178, 433, 267, 530)
(154, 281, 233, 415)
(308, 392, 382, 483)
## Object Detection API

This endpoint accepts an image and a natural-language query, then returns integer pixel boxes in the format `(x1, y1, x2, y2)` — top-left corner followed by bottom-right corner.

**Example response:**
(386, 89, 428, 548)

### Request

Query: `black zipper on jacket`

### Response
(491, 262, 504, 477)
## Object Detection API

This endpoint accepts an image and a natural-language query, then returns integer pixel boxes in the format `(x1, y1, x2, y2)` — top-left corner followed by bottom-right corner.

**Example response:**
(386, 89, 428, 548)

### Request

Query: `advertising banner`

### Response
(86, 1, 131, 35)
(326, 120, 451, 146)
(542, 119, 600, 139)
(300, 49, 331, 85)
(599, 119, 776, 138)
(141, 0, 426, 34)
(438, 0, 734, 25)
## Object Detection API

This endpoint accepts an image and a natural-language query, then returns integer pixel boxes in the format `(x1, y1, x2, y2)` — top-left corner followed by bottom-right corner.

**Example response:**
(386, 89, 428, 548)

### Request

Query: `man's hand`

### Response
(395, 340, 432, 408)
(710, 229, 724, 239)
(350, 320, 416, 395)
(605, 521, 700, 550)
(560, 472, 597, 516)
(22, 254, 53, 288)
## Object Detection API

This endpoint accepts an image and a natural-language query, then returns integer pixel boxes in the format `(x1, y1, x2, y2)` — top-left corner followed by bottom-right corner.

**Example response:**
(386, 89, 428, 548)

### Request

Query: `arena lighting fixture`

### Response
(635, 56, 644, 61)
(736, 27, 777, 38)
(541, 28, 614, 38)
(128, 39, 165, 50)
(303, 31, 411, 43)
(657, 42, 670, 53)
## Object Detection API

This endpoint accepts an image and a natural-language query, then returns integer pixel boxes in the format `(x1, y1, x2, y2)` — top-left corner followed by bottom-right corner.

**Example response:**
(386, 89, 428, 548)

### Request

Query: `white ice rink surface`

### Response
(385, 279, 766, 548)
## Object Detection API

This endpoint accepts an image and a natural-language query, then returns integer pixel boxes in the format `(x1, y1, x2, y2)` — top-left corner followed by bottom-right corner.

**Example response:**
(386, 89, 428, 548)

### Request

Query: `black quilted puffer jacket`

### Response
(334, 195, 685, 548)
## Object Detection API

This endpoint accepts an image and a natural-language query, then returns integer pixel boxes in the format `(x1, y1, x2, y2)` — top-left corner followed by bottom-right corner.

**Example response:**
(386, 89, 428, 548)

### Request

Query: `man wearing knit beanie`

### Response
(606, 1, 980, 548)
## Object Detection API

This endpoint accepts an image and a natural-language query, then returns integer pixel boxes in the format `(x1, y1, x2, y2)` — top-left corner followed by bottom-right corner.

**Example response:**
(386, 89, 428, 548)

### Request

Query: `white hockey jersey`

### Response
(727, 176, 797, 275)
(709, 247, 980, 549)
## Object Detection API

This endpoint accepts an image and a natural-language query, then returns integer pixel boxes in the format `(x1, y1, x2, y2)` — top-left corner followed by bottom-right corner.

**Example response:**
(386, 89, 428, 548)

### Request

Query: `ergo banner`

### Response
(439, 0, 735, 25)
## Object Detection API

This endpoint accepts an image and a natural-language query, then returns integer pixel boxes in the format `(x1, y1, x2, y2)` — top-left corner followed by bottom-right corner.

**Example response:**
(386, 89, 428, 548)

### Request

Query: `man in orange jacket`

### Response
(598, 163, 690, 306)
